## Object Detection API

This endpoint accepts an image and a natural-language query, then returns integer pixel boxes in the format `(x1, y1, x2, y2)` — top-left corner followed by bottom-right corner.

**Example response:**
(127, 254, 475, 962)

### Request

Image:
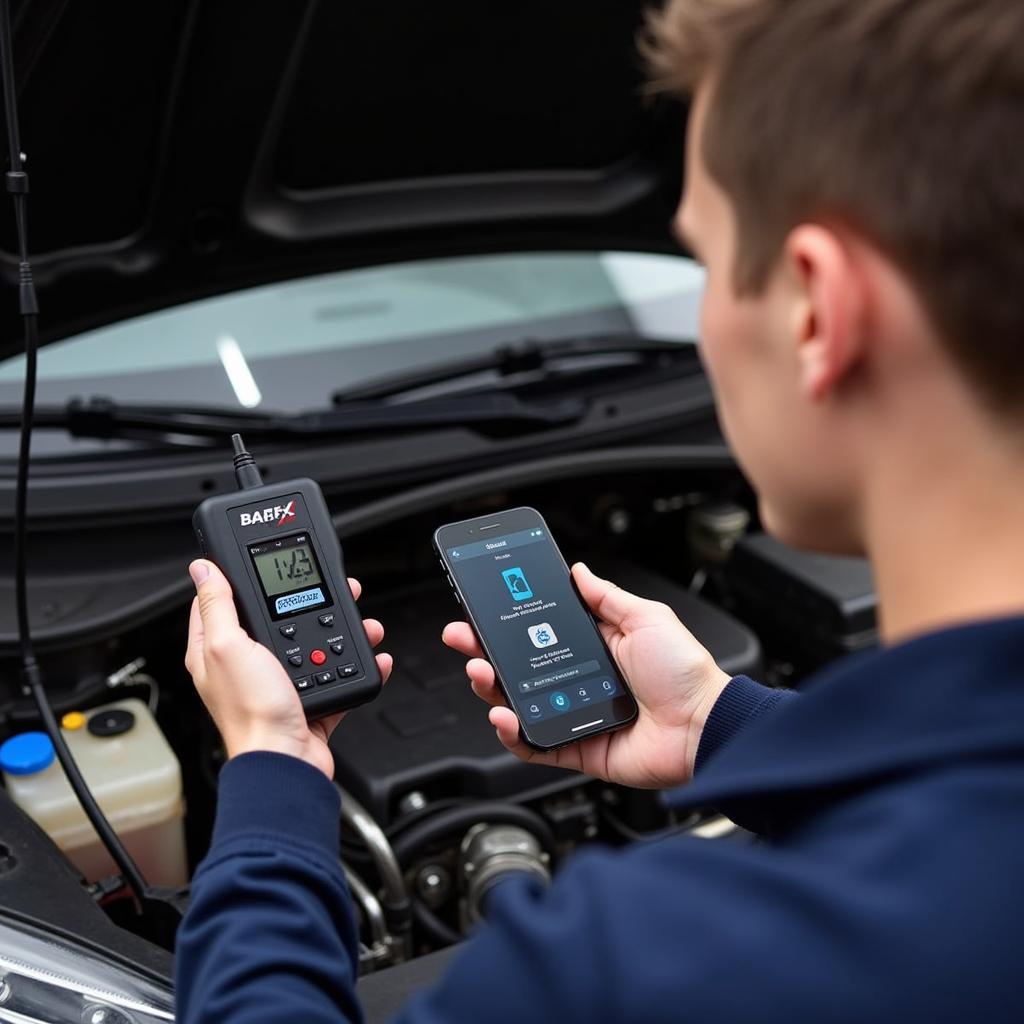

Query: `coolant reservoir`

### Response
(0, 698, 186, 887)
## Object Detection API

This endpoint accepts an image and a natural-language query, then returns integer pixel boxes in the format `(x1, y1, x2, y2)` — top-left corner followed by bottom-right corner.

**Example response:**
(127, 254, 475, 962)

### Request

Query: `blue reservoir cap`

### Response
(0, 731, 56, 776)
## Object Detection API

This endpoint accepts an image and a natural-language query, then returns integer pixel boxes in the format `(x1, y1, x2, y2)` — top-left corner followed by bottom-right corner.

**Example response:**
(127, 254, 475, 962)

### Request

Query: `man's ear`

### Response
(784, 225, 867, 402)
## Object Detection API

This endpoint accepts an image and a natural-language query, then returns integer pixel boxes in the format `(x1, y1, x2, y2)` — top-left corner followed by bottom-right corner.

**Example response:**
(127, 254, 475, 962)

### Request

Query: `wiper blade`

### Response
(0, 392, 587, 444)
(331, 334, 699, 403)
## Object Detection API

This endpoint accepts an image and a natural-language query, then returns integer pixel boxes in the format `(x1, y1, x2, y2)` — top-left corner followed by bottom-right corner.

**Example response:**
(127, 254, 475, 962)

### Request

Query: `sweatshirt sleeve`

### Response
(174, 752, 364, 1024)
(694, 675, 798, 774)
(174, 682, 801, 1024)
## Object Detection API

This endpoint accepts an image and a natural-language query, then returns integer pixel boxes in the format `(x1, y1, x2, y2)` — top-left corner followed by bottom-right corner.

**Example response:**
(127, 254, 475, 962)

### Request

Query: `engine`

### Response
(0, 468, 878, 976)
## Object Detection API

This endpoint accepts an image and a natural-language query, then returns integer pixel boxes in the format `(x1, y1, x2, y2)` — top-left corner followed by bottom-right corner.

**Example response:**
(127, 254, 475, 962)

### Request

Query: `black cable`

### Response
(231, 432, 264, 490)
(412, 898, 462, 948)
(390, 802, 557, 868)
(598, 803, 700, 845)
(384, 797, 474, 839)
(12, 308, 34, 669)
(0, 0, 148, 907)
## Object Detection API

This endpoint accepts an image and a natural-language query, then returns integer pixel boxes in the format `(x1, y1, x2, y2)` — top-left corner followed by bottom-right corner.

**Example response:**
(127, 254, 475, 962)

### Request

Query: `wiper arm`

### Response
(0, 392, 587, 445)
(331, 334, 699, 403)
(0, 336, 696, 447)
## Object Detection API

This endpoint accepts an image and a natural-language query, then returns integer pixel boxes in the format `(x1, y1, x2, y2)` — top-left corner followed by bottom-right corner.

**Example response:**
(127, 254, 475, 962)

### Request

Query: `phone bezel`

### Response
(434, 506, 638, 751)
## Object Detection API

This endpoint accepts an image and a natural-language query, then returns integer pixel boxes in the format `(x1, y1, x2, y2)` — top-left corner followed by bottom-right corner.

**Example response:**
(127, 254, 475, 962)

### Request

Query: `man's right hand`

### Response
(442, 562, 730, 789)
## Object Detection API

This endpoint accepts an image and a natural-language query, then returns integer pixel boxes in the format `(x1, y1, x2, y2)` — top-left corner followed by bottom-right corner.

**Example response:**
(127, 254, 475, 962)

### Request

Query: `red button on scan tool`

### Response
(310, 649, 327, 666)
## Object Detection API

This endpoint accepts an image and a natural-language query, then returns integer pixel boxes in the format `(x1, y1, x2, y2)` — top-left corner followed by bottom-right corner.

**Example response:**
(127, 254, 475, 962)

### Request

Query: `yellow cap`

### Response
(61, 711, 86, 731)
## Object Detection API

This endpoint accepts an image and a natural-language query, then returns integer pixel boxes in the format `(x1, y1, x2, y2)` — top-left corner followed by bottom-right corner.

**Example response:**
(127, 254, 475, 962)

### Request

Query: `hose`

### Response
(390, 802, 557, 868)
(343, 865, 388, 950)
(412, 898, 462, 948)
(337, 785, 412, 960)
(385, 797, 474, 839)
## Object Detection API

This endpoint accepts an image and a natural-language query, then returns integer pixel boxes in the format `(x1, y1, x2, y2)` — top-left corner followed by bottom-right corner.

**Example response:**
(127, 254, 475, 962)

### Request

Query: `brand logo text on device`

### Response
(239, 500, 297, 527)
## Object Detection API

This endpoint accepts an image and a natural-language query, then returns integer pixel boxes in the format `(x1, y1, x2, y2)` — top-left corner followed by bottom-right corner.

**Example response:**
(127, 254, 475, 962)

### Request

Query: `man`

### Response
(177, 0, 1024, 1020)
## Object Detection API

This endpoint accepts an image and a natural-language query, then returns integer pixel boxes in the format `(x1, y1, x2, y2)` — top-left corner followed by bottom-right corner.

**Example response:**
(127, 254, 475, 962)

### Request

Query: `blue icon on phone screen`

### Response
(502, 567, 533, 601)
(549, 690, 570, 712)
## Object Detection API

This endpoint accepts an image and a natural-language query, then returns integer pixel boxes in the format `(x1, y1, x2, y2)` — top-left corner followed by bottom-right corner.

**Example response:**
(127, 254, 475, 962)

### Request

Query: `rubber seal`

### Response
(87, 708, 136, 738)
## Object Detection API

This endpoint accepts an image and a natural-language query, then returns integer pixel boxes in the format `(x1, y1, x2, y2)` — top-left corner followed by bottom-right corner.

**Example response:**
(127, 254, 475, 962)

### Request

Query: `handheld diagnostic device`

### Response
(193, 435, 382, 719)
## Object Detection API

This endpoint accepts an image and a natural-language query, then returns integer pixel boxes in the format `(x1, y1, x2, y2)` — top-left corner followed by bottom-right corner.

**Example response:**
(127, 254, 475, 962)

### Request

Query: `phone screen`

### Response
(442, 515, 634, 744)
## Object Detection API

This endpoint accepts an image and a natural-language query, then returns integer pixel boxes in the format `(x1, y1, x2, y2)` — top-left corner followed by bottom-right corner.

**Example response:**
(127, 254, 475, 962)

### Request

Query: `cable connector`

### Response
(19, 655, 41, 698)
(88, 874, 129, 904)
(4, 168, 27, 193)
(231, 433, 264, 490)
(18, 260, 37, 315)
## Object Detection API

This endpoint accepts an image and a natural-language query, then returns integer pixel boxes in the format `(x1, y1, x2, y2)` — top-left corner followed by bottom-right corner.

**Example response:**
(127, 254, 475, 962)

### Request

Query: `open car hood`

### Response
(0, 0, 685, 361)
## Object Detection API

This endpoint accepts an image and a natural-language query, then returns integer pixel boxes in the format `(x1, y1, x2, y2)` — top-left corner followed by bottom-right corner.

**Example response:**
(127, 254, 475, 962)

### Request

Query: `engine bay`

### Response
(0, 456, 878, 982)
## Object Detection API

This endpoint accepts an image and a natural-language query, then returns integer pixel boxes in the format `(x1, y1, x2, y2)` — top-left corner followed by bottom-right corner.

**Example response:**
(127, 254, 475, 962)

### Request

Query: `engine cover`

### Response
(333, 558, 762, 824)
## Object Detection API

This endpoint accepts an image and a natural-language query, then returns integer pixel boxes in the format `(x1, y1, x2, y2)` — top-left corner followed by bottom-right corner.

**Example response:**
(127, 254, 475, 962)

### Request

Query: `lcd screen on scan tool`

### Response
(249, 533, 332, 621)
(253, 542, 322, 597)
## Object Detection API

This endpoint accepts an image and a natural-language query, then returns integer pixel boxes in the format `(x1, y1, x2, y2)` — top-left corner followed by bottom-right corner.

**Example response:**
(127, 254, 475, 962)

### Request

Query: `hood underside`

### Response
(0, 0, 686, 359)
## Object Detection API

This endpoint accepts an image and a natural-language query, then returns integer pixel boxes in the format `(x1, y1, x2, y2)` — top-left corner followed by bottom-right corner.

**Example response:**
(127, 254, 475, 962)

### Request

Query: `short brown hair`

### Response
(643, 0, 1024, 417)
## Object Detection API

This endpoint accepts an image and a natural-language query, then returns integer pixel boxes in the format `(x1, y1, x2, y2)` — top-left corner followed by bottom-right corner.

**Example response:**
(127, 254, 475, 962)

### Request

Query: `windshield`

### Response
(0, 251, 705, 455)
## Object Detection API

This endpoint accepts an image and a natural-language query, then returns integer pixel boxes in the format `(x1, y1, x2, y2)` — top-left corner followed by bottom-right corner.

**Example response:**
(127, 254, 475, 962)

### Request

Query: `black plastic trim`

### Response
(0, 443, 733, 652)
(0, 375, 717, 523)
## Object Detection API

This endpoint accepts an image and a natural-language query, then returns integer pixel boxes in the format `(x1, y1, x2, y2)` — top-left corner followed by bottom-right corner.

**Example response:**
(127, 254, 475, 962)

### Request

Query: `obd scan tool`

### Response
(193, 435, 382, 718)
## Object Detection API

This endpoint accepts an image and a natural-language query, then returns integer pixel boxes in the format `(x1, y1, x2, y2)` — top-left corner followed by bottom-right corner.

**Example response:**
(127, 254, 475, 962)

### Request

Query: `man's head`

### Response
(645, 0, 1024, 553)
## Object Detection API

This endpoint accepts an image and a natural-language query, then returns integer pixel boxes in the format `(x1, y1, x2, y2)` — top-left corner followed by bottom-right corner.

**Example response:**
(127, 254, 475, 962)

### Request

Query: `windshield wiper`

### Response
(0, 336, 698, 448)
(331, 334, 701, 404)
(0, 392, 587, 446)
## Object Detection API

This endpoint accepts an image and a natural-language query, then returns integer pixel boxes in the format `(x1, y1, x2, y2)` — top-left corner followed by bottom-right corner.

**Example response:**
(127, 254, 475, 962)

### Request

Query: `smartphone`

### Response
(434, 506, 638, 750)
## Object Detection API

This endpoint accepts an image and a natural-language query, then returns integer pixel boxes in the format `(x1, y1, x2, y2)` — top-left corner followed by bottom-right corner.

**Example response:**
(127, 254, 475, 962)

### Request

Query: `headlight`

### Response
(0, 915, 173, 1023)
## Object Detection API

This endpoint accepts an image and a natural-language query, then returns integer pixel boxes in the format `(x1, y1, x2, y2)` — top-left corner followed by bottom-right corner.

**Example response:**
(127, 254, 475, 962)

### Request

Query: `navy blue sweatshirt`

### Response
(176, 617, 1024, 1022)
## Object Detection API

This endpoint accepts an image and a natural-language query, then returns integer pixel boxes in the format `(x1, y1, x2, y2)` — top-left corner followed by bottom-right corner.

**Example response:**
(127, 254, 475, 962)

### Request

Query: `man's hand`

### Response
(184, 559, 393, 779)
(442, 562, 729, 789)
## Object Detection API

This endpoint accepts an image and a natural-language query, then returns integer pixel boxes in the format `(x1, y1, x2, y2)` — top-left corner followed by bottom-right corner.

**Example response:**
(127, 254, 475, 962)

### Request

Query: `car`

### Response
(0, 4, 876, 1020)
